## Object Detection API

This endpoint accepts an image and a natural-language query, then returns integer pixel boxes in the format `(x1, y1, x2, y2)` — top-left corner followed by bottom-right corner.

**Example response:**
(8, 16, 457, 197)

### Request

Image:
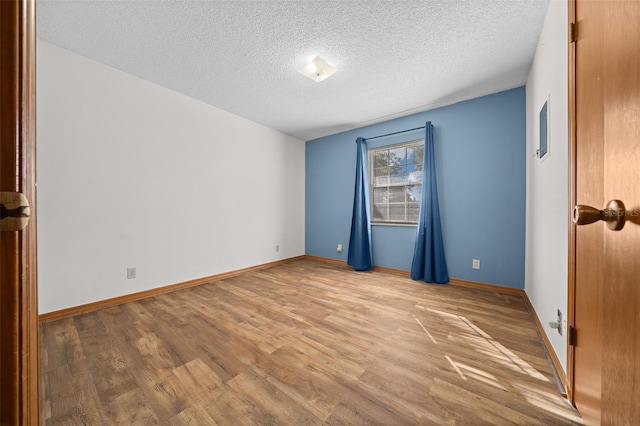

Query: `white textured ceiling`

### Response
(37, 0, 549, 141)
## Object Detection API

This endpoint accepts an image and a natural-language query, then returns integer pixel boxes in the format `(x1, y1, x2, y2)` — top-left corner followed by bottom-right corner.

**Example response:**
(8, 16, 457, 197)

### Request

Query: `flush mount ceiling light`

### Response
(298, 56, 337, 83)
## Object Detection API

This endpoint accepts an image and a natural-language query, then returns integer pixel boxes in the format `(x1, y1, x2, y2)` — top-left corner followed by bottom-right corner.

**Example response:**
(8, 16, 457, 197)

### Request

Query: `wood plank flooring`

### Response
(40, 259, 583, 425)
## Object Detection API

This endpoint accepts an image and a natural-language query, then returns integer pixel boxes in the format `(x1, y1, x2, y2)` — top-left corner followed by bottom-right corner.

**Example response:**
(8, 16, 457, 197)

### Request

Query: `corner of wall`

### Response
(37, 41, 306, 314)
(524, 0, 570, 373)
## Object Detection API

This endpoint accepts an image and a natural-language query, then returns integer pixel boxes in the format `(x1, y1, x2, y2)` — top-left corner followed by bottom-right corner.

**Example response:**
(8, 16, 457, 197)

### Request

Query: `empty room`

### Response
(2, 0, 638, 424)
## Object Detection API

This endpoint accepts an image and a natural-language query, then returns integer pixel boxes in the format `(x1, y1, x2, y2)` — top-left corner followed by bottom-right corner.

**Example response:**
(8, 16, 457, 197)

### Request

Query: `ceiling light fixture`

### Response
(298, 56, 337, 83)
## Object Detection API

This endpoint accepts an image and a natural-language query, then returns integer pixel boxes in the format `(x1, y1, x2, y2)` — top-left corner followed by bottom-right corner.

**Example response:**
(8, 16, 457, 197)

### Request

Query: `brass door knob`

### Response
(573, 199, 627, 231)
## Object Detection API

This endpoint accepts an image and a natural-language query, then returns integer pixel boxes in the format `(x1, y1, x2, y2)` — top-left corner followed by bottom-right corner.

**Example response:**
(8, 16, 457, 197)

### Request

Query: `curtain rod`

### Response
(365, 125, 426, 141)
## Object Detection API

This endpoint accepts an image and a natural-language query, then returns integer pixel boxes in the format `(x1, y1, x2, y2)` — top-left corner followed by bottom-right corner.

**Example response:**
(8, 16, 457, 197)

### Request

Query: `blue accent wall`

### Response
(306, 87, 526, 289)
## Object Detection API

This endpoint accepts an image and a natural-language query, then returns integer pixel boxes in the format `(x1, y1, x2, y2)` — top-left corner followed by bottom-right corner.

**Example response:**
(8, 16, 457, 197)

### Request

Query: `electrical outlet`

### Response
(472, 259, 480, 269)
(275, 245, 280, 252)
(127, 267, 136, 279)
(337, 243, 343, 253)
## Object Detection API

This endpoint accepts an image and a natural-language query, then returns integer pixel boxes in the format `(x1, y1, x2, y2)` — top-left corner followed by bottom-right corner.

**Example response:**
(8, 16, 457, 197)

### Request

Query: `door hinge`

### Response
(568, 325, 577, 346)
(0, 191, 30, 231)
(570, 22, 577, 43)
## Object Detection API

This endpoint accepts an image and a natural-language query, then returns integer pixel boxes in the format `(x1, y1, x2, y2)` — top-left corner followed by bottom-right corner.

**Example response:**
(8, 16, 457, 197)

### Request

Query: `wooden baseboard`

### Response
(521, 291, 568, 396)
(303, 255, 348, 266)
(305, 256, 524, 294)
(447, 278, 524, 296)
(303, 255, 408, 276)
(372, 264, 411, 276)
(39, 256, 305, 322)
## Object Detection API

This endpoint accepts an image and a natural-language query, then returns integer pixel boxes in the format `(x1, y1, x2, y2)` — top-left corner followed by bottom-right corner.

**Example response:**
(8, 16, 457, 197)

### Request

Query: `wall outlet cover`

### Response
(127, 267, 136, 279)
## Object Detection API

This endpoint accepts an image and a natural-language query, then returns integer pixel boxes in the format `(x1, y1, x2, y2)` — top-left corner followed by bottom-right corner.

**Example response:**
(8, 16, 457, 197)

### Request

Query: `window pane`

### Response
(407, 163, 422, 183)
(390, 147, 407, 165)
(388, 148, 404, 176)
(407, 203, 420, 222)
(407, 184, 421, 202)
(374, 166, 389, 186)
(373, 188, 389, 203)
(390, 172, 408, 184)
(373, 204, 388, 221)
(408, 144, 424, 165)
(389, 186, 405, 202)
(374, 151, 389, 168)
(374, 166, 388, 178)
(389, 204, 406, 221)
(375, 175, 389, 185)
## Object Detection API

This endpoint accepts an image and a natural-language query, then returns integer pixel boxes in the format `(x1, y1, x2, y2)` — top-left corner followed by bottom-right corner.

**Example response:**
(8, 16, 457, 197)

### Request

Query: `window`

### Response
(369, 140, 423, 224)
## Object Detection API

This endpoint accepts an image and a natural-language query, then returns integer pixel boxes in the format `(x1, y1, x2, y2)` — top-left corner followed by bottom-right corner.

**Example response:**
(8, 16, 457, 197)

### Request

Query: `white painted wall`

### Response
(37, 41, 305, 314)
(525, 0, 569, 371)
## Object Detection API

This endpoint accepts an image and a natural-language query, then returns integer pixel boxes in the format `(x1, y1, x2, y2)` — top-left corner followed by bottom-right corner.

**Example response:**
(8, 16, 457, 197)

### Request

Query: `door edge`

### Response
(566, 0, 577, 406)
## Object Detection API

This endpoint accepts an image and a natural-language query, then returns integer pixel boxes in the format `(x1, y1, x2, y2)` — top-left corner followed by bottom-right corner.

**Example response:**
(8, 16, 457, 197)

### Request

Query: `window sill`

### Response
(371, 222, 418, 228)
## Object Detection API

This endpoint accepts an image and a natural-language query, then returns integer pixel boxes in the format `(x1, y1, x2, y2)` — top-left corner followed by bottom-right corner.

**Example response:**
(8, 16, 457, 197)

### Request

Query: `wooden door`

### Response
(0, 0, 39, 424)
(570, 0, 640, 424)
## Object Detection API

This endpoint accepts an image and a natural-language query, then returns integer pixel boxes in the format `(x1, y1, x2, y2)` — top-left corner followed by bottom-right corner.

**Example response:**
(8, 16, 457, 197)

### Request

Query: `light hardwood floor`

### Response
(40, 259, 583, 425)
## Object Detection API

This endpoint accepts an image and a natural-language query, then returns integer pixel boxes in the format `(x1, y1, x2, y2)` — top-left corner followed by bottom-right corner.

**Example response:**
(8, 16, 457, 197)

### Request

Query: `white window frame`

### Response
(369, 139, 424, 225)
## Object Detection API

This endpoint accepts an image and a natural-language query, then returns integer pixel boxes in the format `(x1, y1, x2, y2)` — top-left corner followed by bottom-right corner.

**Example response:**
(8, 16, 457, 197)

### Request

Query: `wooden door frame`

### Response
(0, 0, 39, 424)
(566, 0, 577, 406)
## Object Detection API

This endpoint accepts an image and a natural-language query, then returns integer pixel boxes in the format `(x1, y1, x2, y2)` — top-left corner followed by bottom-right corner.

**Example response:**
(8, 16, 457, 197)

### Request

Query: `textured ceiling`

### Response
(37, 0, 550, 141)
